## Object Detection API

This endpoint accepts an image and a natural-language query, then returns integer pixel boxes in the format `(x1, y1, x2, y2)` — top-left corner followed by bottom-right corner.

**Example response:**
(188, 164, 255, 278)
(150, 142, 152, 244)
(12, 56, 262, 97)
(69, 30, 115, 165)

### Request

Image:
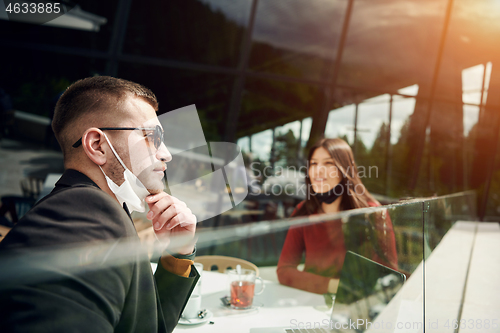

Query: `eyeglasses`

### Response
(72, 125, 164, 149)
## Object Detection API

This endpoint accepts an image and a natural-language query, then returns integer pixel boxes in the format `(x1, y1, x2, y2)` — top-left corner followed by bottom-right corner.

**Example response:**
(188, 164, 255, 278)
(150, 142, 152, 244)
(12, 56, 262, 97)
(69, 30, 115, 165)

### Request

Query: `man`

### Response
(0, 76, 199, 332)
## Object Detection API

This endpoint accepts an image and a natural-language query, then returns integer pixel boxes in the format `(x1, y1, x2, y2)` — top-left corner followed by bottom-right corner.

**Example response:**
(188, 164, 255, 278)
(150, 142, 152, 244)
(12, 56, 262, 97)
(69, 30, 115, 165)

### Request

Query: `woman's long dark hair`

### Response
(294, 138, 378, 216)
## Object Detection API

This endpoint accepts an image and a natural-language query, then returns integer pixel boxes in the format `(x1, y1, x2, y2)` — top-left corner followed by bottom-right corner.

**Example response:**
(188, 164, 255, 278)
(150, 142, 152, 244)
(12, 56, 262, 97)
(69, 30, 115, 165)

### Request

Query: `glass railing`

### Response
(196, 191, 476, 274)
(190, 191, 480, 331)
(0, 190, 485, 332)
(423, 192, 478, 332)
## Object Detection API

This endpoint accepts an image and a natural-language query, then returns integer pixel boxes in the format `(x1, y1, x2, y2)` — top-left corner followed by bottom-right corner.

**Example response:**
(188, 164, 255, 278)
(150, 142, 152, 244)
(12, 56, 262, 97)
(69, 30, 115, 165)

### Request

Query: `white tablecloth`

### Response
(173, 270, 330, 332)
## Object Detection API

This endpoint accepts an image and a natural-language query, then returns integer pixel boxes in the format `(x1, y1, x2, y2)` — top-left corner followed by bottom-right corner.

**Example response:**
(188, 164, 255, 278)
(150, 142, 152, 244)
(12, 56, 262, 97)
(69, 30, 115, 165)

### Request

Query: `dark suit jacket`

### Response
(0, 169, 199, 332)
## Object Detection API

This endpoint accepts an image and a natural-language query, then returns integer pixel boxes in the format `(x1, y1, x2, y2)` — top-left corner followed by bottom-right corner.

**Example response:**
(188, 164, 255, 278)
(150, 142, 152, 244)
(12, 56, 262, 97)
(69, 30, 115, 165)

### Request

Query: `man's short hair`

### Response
(52, 76, 158, 157)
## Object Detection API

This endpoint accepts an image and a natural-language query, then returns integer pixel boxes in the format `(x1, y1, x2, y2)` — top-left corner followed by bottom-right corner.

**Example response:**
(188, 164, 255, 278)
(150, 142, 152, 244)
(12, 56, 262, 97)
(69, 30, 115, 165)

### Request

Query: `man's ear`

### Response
(81, 128, 107, 166)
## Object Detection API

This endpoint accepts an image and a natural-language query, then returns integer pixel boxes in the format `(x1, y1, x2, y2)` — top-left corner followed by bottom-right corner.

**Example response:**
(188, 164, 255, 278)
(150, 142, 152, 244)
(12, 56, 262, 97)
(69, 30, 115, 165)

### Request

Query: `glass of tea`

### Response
(227, 268, 265, 309)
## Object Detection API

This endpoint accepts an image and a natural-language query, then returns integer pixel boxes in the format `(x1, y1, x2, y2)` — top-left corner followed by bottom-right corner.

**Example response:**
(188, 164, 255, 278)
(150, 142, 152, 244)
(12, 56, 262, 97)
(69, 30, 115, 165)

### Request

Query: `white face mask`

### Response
(99, 132, 151, 213)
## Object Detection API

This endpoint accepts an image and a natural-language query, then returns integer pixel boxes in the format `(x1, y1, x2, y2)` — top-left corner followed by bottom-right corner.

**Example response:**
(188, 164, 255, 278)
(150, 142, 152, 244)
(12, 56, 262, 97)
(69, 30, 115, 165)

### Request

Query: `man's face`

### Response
(111, 96, 172, 194)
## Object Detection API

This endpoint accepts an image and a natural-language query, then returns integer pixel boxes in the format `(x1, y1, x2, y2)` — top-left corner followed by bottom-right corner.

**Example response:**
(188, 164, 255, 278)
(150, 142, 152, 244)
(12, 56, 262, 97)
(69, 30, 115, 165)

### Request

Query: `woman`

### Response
(277, 138, 398, 294)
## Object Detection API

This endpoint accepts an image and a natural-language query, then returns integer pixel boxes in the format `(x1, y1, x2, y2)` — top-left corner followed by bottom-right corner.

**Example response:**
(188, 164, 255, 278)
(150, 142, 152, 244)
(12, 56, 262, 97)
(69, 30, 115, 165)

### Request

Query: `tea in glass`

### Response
(230, 281, 255, 309)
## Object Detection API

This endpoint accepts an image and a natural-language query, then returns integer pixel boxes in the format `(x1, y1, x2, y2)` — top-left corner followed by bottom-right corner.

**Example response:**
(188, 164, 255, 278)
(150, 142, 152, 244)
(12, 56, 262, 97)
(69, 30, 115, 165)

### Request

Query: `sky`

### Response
(462, 62, 492, 136)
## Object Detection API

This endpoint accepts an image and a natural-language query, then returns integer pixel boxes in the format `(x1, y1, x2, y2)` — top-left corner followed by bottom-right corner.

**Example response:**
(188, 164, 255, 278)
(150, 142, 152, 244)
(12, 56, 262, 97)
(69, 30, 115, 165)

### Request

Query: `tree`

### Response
(273, 129, 300, 168)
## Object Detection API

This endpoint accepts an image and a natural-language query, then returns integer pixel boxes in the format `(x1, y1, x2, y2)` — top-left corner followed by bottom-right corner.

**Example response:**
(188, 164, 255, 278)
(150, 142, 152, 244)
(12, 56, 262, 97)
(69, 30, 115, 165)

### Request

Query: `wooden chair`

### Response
(194, 255, 260, 276)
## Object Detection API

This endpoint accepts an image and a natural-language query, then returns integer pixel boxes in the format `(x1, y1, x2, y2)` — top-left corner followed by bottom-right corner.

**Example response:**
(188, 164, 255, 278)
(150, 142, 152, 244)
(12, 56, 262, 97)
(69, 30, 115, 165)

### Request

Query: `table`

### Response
(173, 270, 330, 332)
(366, 221, 500, 333)
(365, 221, 476, 333)
(460, 222, 500, 333)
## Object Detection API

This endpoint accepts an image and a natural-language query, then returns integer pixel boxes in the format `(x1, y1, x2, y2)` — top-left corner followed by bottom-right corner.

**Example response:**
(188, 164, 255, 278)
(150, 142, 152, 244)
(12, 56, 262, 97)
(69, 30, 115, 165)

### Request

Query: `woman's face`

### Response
(308, 147, 342, 193)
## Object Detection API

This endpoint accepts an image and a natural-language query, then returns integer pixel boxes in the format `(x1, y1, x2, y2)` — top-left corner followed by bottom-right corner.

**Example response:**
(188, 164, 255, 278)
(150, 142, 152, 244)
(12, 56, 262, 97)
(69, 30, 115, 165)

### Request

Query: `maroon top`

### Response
(277, 201, 398, 294)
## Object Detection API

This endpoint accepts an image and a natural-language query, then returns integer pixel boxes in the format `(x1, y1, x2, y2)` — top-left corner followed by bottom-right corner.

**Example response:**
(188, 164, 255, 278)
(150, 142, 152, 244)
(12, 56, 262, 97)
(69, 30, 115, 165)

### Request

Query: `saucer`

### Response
(178, 310, 213, 325)
(230, 305, 260, 313)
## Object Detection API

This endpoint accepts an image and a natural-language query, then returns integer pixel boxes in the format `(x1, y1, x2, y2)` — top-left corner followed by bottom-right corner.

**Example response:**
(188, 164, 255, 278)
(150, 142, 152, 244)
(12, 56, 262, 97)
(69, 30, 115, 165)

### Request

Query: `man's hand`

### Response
(145, 192, 197, 255)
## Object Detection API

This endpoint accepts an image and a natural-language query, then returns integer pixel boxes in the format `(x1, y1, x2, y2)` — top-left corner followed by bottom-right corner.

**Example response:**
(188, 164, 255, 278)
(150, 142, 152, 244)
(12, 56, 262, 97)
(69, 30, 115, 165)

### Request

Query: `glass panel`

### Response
(237, 136, 250, 153)
(198, 197, 425, 271)
(324, 88, 421, 198)
(0, 1, 117, 50)
(249, 0, 348, 81)
(342, 204, 423, 330)
(300, 117, 313, 152)
(449, 191, 477, 222)
(484, 130, 500, 220)
(325, 104, 356, 144)
(434, 0, 500, 108)
(392, 86, 419, 145)
(391, 98, 416, 146)
(433, 0, 500, 220)
(1, 189, 480, 331)
(394, 96, 433, 198)
(462, 63, 492, 194)
(117, 64, 234, 142)
(276, 121, 301, 141)
(350, 94, 391, 196)
(337, 0, 448, 97)
(2, 49, 107, 118)
(239, 77, 324, 142)
(425, 192, 477, 255)
(124, 0, 251, 67)
(427, 101, 464, 195)
(250, 129, 273, 162)
(274, 121, 302, 168)
(194, 199, 426, 329)
(424, 194, 477, 332)
(192, 193, 475, 331)
(463, 105, 480, 138)
(356, 94, 391, 151)
(387, 93, 419, 197)
(344, 203, 423, 276)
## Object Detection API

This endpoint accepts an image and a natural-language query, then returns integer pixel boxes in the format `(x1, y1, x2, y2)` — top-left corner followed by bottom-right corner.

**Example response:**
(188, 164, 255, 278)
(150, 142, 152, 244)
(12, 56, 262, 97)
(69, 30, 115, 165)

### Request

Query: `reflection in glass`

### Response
(276, 121, 301, 141)
(1, 50, 107, 118)
(424, 194, 476, 254)
(124, 0, 250, 67)
(343, 206, 418, 275)
(337, 0, 447, 96)
(0, 2, 117, 51)
(117, 64, 233, 142)
(357, 94, 390, 150)
(237, 136, 251, 153)
(300, 118, 313, 150)
(239, 77, 323, 163)
(462, 62, 492, 137)
(353, 94, 390, 195)
(251, 130, 273, 162)
(484, 143, 500, 219)
(391, 84, 419, 146)
(274, 121, 301, 168)
(325, 105, 356, 144)
(423, 194, 477, 332)
(249, 0, 347, 81)
(331, 251, 406, 333)
(152, 107, 250, 222)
